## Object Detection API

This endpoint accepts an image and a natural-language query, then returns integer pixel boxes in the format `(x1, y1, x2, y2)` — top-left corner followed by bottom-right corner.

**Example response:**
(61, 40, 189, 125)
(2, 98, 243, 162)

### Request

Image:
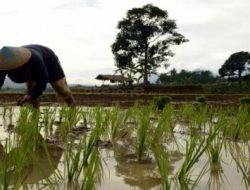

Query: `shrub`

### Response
(239, 97, 250, 105)
(40, 94, 51, 102)
(196, 96, 207, 104)
(153, 96, 171, 110)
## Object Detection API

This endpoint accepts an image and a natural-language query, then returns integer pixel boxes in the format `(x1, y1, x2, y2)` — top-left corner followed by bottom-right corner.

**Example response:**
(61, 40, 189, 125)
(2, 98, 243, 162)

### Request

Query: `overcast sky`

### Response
(1, 0, 250, 85)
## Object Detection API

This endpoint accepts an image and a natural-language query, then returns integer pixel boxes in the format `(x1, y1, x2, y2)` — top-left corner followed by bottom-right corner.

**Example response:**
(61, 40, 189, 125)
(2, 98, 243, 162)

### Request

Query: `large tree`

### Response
(111, 4, 188, 84)
(219, 51, 250, 88)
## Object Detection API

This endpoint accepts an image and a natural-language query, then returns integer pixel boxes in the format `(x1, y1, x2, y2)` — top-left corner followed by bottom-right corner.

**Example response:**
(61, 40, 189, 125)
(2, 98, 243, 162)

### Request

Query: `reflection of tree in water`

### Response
(112, 142, 183, 189)
(0, 141, 63, 187)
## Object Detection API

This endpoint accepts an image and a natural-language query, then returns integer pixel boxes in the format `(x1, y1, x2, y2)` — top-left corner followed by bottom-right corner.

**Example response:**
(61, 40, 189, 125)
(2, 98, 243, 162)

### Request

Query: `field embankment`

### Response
(0, 85, 249, 106)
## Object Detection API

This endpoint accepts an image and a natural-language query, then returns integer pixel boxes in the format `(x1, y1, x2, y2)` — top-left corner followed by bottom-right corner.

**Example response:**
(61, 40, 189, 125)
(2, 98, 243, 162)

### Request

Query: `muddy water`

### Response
(0, 106, 248, 190)
(97, 140, 246, 190)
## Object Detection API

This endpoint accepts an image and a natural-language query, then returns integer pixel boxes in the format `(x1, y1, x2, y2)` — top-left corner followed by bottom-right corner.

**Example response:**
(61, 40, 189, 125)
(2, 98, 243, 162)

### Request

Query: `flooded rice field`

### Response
(0, 104, 249, 190)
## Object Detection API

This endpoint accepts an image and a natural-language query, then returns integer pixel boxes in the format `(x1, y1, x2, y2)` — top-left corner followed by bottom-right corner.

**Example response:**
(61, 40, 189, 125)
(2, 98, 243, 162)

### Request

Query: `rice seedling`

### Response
(64, 136, 104, 187)
(80, 110, 88, 128)
(14, 106, 42, 152)
(2, 106, 14, 126)
(15, 106, 33, 136)
(82, 108, 107, 159)
(60, 107, 81, 138)
(108, 105, 130, 141)
(136, 105, 152, 162)
(80, 148, 104, 190)
(0, 139, 14, 190)
(177, 125, 219, 190)
(42, 107, 56, 138)
(152, 146, 171, 190)
(58, 105, 68, 123)
(92, 107, 109, 141)
(206, 135, 223, 169)
(179, 104, 195, 124)
(64, 107, 107, 183)
(177, 104, 197, 134)
(193, 105, 210, 132)
(224, 106, 250, 141)
(150, 105, 175, 145)
(206, 112, 226, 168)
(0, 137, 29, 190)
(1, 103, 250, 190)
(228, 141, 250, 189)
(177, 135, 206, 189)
(206, 165, 230, 190)
(64, 138, 86, 182)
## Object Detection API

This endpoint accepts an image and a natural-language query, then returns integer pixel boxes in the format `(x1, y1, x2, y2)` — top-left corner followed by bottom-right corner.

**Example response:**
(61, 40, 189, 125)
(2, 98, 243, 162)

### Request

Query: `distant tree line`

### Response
(157, 69, 217, 85)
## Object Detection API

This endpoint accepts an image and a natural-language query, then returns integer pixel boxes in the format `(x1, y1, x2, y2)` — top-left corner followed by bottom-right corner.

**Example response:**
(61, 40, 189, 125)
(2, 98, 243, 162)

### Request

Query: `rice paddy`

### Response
(0, 103, 249, 190)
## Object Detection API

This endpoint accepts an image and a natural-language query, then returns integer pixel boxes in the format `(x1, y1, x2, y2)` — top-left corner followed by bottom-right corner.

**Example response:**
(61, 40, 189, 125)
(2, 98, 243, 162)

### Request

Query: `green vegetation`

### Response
(196, 96, 207, 104)
(239, 97, 250, 105)
(0, 103, 249, 189)
(152, 147, 171, 190)
(112, 4, 187, 84)
(153, 96, 172, 110)
(135, 106, 152, 162)
(157, 69, 216, 85)
(219, 51, 250, 89)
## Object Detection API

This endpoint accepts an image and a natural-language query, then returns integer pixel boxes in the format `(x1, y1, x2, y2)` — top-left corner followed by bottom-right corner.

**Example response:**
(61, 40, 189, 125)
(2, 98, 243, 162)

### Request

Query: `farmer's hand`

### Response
(17, 95, 32, 106)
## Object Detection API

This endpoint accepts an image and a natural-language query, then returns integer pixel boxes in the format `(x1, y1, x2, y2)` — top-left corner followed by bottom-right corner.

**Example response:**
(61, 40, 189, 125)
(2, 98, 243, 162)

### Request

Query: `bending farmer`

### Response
(0, 44, 76, 107)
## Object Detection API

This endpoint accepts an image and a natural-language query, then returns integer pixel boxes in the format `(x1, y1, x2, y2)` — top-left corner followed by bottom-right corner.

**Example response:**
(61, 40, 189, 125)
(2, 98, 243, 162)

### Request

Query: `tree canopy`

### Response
(111, 4, 188, 84)
(219, 51, 250, 87)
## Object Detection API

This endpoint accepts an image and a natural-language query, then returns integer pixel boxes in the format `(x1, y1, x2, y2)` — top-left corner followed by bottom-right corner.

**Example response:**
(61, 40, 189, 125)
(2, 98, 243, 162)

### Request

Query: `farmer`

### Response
(0, 44, 76, 107)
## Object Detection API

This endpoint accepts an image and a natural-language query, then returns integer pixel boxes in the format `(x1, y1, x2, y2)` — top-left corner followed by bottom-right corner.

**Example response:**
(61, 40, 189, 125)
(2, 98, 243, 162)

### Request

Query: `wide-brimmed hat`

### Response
(0, 46, 31, 70)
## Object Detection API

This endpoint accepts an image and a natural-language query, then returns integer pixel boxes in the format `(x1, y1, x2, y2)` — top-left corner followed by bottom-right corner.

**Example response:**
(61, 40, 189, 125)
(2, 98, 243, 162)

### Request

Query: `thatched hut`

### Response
(95, 74, 133, 85)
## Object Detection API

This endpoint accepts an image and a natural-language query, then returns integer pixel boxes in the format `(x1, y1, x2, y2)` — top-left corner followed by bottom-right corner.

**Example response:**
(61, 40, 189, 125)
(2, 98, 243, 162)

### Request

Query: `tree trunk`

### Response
(238, 70, 242, 92)
(143, 44, 150, 84)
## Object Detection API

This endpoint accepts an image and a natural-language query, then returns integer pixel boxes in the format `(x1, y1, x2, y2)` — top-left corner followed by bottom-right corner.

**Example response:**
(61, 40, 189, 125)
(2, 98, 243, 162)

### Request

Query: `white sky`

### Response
(1, 0, 250, 85)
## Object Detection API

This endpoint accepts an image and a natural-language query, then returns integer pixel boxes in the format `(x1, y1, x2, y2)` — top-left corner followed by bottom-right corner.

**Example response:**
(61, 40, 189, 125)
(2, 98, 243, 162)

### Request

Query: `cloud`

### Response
(1, 0, 250, 85)
(52, 0, 99, 10)
(0, 10, 18, 15)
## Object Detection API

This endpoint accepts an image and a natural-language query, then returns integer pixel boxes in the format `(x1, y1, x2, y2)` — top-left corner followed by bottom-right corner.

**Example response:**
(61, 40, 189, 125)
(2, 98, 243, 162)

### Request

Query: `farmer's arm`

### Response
(0, 71, 6, 88)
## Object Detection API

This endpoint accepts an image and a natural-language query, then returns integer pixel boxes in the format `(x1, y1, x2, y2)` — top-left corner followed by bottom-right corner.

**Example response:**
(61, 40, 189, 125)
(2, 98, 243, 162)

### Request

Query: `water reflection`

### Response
(112, 142, 183, 189)
(227, 141, 250, 189)
(0, 141, 63, 187)
(206, 163, 230, 190)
